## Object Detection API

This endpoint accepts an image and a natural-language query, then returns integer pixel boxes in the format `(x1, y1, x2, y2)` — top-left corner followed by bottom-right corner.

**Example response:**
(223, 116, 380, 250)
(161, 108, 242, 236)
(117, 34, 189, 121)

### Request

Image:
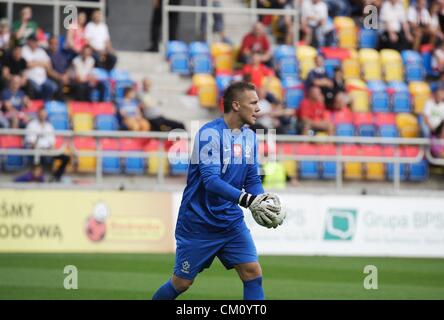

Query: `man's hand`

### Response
(240, 192, 285, 228)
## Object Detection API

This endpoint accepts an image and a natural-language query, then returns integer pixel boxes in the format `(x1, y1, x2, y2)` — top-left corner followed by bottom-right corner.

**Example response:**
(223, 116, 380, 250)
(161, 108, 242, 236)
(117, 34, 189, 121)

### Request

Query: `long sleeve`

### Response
(244, 135, 264, 195)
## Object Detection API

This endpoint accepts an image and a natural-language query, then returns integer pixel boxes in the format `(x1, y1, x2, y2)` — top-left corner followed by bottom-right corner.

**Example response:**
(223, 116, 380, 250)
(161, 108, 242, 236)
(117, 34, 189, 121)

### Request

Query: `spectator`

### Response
(12, 6, 39, 46)
(305, 55, 334, 104)
(301, 0, 335, 48)
(148, 0, 182, 52)
(0, 18, 11, 52)
(1, 75, 29, 128)
(0, 110, 8, 128)
(22, 35, 58, 100)
(118, 87, 150, 131)
(429, 1, 444, 43)
(422, 84, 444, 137)
(379, 0, 413, 51)
(46, 36, 70, 100)
(25, 108, 70, 182)
(70, 44, 104, 101)
(200, 0, 230, 43)
(238, 22, 272, 66)
(431, 121, 444, 158)
(298, 85, 334, 135)
(64, 11, 88, 56)
(407, 0, 434, 51)
(14, 163, 45, 183)
(324, 0, 351, 17)
(242, 52, 275, 89)
(331, 91, 352, 118)
(432, 41, 444, 75)
(138, 78, 185, 131)
(272, 0, 295, 45)
(2, 45, 28, 90)
(84, 10, 117, 71)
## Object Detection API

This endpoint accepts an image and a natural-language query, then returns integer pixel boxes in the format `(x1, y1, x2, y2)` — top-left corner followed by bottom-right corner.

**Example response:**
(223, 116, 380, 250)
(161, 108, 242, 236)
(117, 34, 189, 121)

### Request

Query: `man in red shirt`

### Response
(242, 52, 274, 89)
(298, 85, 334, 135)
(239, 22, 272, 65)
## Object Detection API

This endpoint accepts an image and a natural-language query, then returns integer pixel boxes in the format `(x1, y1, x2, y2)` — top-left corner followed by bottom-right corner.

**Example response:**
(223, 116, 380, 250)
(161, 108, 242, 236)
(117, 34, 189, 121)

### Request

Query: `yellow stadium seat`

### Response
(211, 42, 233, 72)
(409, 81, 431, 114)
(192, 74, 217, 108)
(344, 162, 362, 180)
(342, 49, 360, 80)
(264, 76, 283, 101)
(346, 79, 369, 112)
(334, 16, 357, 49)
(281, 160, 298, 178)
(366, 163, 385, 180)
(296, 45, 317, 79)
(148, 156, 169, 176)
(73, 113, 94, 132)
(380, 49, 403, 81)
(359, 48, 381, 81)
(396, 113, 419, 138)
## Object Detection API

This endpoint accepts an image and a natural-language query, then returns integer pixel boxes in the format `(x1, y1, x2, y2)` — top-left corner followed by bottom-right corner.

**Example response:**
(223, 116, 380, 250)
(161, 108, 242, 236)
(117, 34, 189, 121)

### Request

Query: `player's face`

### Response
(238, 90, 260, 126)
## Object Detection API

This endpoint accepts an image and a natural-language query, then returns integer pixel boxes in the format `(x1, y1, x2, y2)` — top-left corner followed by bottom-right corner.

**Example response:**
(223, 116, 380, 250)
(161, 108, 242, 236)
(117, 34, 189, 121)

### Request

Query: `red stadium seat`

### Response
(73, 137, 96, 150)
(100, 138, 120, 150)
(27, 100, 44, 113)
(120, 138, 144, 151)
(374, 113, 396, 126)
(333, 109, 353, 124)
(295, 143, 317, 155)
(73, 137, 96, 173)
(402, 146, 420, 157)
(70, 101, 94, 115)
(0, 135, 23, 148)
(93, 102, 116, 115)
(353, 112, 374, 126)
(320, 47, 352, 60)
(54, 136, 65, 149)
(318, 144, 336, 155)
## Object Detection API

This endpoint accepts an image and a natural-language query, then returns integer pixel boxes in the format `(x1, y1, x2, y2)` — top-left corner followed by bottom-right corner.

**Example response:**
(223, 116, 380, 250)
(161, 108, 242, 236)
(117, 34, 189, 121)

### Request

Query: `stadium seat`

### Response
(93, 102, 115, 115)
(49, 113, 70, 130)
(402, 146, 428, 181)
(359, 48, 381, 81)
(192, 74, 218, 108)
(96, 115, 118, 131)
(211, 42, 233, 73)
(0, 135, 26, 172)
(375, 113, 398, 137)
(168, 140, 189, 175)
(120, 138, 145, 175)
(346, 79, 369, 112)
(114, 79, 134, 100)
(380, 49, 404, 82)
(296, 45, 317, 79)
(353, 112, 375, 137)
(401, 50, 425, 82)
(359, 28, 378, 49)
(367, 81, 389, 113)
(145, 139, 169, 176)
(336, 123, 355, 136)
(73, 113, 94, 132)
(295, 143, 319, 179)
(191, 54, 213, 74)
(334, 16, 357, 49)
(342, 144, 363, 180)
(166, 40, 188, 59)
(45, 100, 68, 115)
(342, 49, 360, 80)
(421, 49, 439, 78)
(99, 139, 121, 174)
(27, 99, 44, 113)
(189, 41, 210, 57)
(408, 81, 431, 114)
(170, 52, 190, 75)
(332, 108, 353, 125)
(318, 144, 337, 180)
(69, 101, 94, 114)
(73, 137, 97, 173)
(384, 146, 407, 181)
(278, 57, 299, 78)
(387, 81, 411, 113)
(362, 145, 384, 180)
(278, 143, 298, 178)
(273, 45, 296, 63)
(282, 77, 304, 109)
(396, 113, 419, 138)
(216, 74, 233, 98)
(264, 76, 283, 101)
(324, 59, 341, 79)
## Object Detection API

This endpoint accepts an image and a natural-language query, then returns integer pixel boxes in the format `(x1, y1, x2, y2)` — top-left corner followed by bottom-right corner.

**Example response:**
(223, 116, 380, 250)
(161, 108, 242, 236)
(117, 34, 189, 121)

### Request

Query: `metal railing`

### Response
(162, 0, 300, 54)
(1, 128, 443, 191)
(0, 0, 106, 36)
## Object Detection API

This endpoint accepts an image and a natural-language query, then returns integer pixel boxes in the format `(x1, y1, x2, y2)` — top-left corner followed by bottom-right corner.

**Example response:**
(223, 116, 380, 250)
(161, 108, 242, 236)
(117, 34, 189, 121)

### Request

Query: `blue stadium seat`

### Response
(358, 124, 376, 137)
(125, 158, 145, 175)
(114, 80, 134, 100)
(282, 77, 304, 109)
(3, 155, 26, 172)
(388, 81, 411, 113)
(379, 124, 398, 138)
(45, 100, 68, 115)
(110, 69, 131, 81)
(96, 115, 118, 131)
(386, 163, 408, 181)
(402, 50, 425, 82)
(49, 114, 70, 130)
(103, 157, 121, 174)
(191, 54, 213, 74)
(336, 123, 355, 136)
(422, 50, 440, 78)
(169, 153, 189, 175)
(409, 160, 429, 181)
(273, 45, 296, 63)
(324, 59, 341, 79)
(367, 81, 389, 112)
(189, 42, 210, 57)
(278, 57, 298, 78)
(216, 74, 233, 97)
(166, 41, 188, 59)
(170, 53, 191, 75)
(299, 161, 319, 179)
(321, 162, 336, 180)
(359, 28, 378, 49)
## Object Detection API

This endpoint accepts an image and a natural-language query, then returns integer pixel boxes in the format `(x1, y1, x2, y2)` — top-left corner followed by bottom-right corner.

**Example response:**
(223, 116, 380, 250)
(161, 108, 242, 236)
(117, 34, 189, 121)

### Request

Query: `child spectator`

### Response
(14, 164, 45, 183)
(118, 87, 150, 131)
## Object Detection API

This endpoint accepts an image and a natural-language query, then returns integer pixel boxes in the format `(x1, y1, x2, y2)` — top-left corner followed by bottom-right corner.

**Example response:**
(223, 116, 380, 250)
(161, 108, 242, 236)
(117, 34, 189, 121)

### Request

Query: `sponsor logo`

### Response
(324, 208, 357, 241)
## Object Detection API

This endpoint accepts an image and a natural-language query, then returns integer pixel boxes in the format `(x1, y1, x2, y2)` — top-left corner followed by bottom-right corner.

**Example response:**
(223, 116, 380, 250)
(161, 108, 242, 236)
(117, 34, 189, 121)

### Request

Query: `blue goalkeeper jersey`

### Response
(176, 118, 264, 235)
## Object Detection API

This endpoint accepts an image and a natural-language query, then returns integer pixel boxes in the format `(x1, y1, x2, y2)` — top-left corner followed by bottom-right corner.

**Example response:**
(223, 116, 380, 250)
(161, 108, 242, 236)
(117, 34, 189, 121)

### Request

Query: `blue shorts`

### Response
(173, 224, 258, 280)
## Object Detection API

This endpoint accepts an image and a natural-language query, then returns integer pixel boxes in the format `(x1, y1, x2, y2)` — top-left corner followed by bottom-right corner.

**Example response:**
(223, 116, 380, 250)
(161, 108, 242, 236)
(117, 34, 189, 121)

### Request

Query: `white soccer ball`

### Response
(93, 203, 109, 223)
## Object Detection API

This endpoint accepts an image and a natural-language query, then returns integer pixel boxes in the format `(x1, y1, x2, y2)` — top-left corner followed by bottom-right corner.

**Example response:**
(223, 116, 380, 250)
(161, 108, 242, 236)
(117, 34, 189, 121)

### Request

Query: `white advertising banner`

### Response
(172, 192, 444, 257)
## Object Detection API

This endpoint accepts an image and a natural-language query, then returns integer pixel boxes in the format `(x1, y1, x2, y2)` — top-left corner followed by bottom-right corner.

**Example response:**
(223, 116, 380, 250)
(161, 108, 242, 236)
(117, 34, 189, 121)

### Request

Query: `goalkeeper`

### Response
(152, 82, 285, 300)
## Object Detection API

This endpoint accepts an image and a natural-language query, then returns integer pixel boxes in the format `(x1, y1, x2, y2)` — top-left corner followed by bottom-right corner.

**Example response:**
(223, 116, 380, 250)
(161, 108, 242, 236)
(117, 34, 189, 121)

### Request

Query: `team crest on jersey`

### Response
(181, 261, 190, 274)
(233, 144, 242, 157)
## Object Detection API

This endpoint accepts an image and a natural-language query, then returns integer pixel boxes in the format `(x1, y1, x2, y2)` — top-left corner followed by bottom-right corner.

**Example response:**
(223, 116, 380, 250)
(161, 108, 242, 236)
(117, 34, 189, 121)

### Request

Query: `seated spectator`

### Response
(12, 6, 38, 46)
(0, 18, 11, 52)
(46, 36, 70, 100)
(1, 45, 28, 91)
(431, 121, 444, 158)
(429, 0, 444, 44)
(324, 0, 351, 17)
(408, 0, 434, 51)
(331, 91, 352, 118)
(0, 109, 8, 128)
(379, 0, 413, 51)
(25, 108, 70, 182)
(64, 11, 87, 56)
(301, 0, 335, 48)
(14, 163, 45, 183)
(70, 44, 104, 101)
(423, 84, 444, 137)
(22, 35, 58, 100)
(298, 85, 334, 135)
(305, 55, 334, 104)
(138, 78, 185, 131)
(432, 41, 444, 75)
(1, 75, 29, 128)
(271, 0, 295, 45)
(242, 52, 275, 89)
(85, 10, 117, 71)
(118, 87, 150, 131)
(238, 22, 272, 66)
